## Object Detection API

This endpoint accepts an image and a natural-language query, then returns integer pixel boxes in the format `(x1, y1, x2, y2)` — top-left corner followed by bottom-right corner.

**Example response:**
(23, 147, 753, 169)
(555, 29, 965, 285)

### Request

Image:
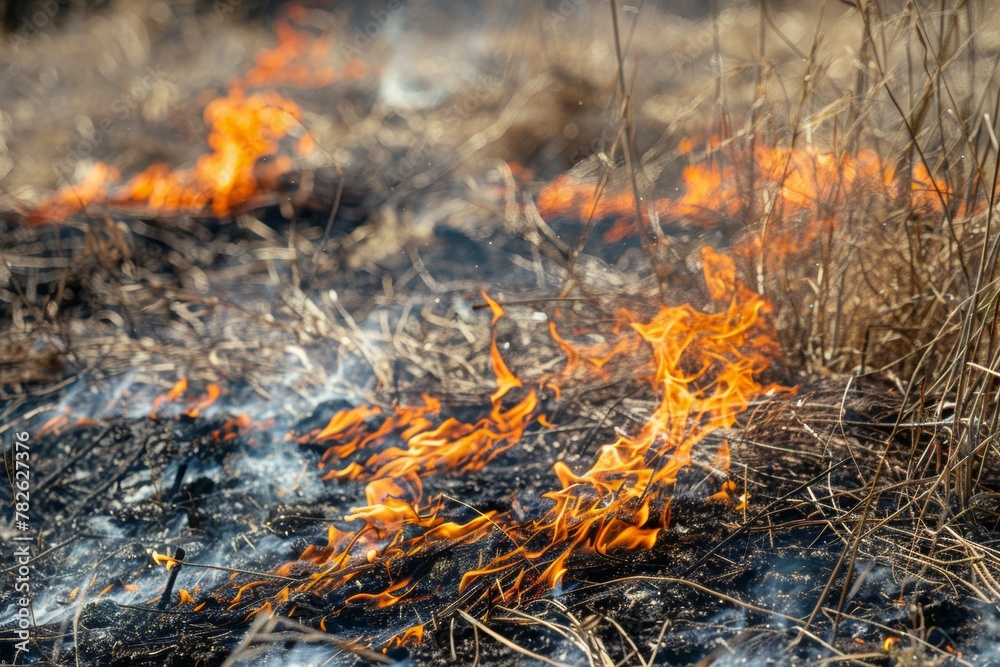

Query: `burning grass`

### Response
(3, 1, 1000, 665)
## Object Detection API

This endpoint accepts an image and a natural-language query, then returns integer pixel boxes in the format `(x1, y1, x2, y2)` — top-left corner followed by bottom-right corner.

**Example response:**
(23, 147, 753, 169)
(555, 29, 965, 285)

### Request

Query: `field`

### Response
(2, 1, 1000, 665)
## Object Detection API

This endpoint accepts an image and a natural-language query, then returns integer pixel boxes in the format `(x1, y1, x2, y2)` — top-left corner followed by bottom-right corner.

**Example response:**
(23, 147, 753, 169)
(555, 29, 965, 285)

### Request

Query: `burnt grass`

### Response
(6, 382, 1000, 667)
(3, 2, 1000, 665)
(1, 198, 999, 666)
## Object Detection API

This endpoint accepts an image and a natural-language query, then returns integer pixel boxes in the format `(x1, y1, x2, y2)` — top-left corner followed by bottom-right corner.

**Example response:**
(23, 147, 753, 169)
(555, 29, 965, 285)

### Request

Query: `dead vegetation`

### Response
(2, 1, 1000, 666)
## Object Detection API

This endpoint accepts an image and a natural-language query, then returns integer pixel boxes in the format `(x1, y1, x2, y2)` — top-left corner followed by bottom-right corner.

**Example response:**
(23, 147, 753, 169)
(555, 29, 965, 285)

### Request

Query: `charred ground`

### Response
(3, 1, 1000, 666)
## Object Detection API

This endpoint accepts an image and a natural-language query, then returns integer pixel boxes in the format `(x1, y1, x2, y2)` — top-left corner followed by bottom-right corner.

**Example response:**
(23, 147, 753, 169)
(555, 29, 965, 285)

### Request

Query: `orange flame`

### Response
(183, 383, 221, 419)
(535, 139, 934, 254)
(244, 239, 788, 635)
(37, 408, 72, 437)
(460, 246, 787, 590)
(483, 292, 523, 403)
(308, 296, 536, 486)
(120, 87, 307, 216)
(244, 14, 368, 88)
(211, 412, 257, 443)
(28, 87, 308, 223)
(387, 624, 425, 649)
(344, 577, 414, 609)
(267, 296, 537, 607)
(150, 378, 221, 420)
(26, 163, 119, 225)
(21, 6, 378, 224)
(546, 309, 641, 391)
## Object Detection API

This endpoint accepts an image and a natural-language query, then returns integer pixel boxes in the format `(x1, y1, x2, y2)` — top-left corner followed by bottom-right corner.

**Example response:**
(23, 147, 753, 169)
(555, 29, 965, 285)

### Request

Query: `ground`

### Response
(2, 1, 1000, 666)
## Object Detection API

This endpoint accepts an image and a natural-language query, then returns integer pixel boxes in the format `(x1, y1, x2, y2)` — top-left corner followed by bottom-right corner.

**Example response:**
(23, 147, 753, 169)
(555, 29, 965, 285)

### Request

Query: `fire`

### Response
(122, 87, 307, 216)
(21, 8, 374, 224)
(212, 413, 257, 443)
(223, 242, 786, 639)
(22, 3, 873, 641)
(536, 139, 924, 254)
(37, 408, 72, 436)
(457, 247, 786, 591)
(241, 297, 537, 612)
(306, 397, 441, 469)
(244, 12, 367, 88)
(183, 384, 221, 419)
(25, 163, 119, 225)
(483, 292, 523, 402)
(305, 295, 536, 487)
(344, 577, 414, 608)
(387, 624, 425, 649)
(26, 87, 308, 223)
(149, 378, 221, 419)
(151, 550, 181, 571)
(259, 294, 536, 606)
(547, 309, 642, 387)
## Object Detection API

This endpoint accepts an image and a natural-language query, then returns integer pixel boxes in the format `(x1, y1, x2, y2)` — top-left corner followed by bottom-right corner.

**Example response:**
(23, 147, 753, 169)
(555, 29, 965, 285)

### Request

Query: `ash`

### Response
(2, 2, 1000, 666)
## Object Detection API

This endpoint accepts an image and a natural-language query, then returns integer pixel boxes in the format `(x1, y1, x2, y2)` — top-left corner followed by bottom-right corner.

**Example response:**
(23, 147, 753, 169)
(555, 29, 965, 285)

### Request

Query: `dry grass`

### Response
(2, 1, 1000, 665)
(575, 1, 1000, 662)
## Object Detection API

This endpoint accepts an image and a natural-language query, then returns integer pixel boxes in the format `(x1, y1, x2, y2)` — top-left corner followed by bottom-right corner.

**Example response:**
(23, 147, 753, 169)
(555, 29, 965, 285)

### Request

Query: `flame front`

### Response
(28, 86, 308, 224)
(23, 10, 355, 224)
(121, 87, 306, 216)
(267, 295, 536, 607)
(461, 247, 784, 590)
(214, 243, 787, 645)
(535, 139, 948, 256)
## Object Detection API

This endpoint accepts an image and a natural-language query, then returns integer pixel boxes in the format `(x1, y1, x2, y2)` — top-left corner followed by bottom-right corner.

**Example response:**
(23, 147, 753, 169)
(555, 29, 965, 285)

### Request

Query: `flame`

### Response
(230, 581, 267, 606)
(25, 163, 119, 225)
(712, 439, 731, 473)
(21, 7, 379, 224)
(184, 383, 221, 419)
(121, 87, 307, 216)
(244, 14, 367, 88)
(460, 246, 787, 590)
(151, 550, 181, 571)
(387, 624, 425, 649)
(27, 87, 308, 223)
(344, 577, 414, 609)
(166, 378, 188, 402)
(484, 292, 523, 403)
(48, 15, 895, 636)
(316, 302, 538, 480)
(184, 225, 796, 643)
(306, 398, 442, 469)
(330, 392, 537, 484)
(910, 161, 958, 213)
(534, 139, 958, 254)
(233, 239, 787, 635)
(547, 309, 642, 389)
(37, 408, 71, 436)
(262, 297, 536, 607)
(308, 295, 536, 486)
(150, 378, 220, 420)
(211, 412, 256, 443)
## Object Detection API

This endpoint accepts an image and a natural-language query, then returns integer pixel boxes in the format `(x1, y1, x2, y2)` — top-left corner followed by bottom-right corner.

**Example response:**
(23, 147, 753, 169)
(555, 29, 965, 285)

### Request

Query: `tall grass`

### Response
(600, 0, 1000, 647)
